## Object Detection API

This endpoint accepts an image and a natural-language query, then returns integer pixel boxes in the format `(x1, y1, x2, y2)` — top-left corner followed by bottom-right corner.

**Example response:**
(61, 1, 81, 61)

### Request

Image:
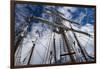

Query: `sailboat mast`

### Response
(27, 41, 35, 65)
(69, 23, 88, 62)
(61, 29, 76, 62)
(53, 33, 57, 63)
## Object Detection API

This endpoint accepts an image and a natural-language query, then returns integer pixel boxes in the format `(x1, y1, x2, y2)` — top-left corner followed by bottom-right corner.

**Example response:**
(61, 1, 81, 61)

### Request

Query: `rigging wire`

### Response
(42, 31, 53, 64)
(82, 36, 94, 60)
(69, 23, 88, 62)
(75, 28, 94, 61)
(35, 48, 44, 62)
(22, 49, 32, 63)
(15, 40, 23, 65)
(36, 39, 48, 50)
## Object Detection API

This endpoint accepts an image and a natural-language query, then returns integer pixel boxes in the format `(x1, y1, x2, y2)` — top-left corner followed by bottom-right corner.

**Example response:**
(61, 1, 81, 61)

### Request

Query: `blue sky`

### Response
(24, 5, 95, 25)
(15, 4, 95, 33)
(68, 7, 95, 25)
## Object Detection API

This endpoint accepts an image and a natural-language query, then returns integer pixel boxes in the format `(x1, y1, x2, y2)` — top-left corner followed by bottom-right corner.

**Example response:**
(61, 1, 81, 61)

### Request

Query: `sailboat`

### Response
(14, 5, 95, 66)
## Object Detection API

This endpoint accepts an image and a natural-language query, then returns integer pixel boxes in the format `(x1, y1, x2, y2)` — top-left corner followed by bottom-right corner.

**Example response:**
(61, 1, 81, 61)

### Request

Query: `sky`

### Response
(15, 4, 95, 33)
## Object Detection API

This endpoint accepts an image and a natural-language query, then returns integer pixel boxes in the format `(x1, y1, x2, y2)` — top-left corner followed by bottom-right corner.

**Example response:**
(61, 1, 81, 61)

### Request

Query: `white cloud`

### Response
(58, 7, 77, 19)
